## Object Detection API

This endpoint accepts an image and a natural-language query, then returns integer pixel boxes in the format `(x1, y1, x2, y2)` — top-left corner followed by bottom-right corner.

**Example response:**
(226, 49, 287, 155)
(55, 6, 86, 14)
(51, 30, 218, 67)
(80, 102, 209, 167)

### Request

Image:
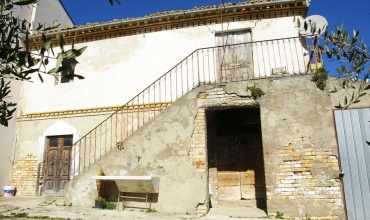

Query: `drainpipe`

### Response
(11, 134, 17, 166)
(29, 2, 38, 34)
(35, 163, 41, 196)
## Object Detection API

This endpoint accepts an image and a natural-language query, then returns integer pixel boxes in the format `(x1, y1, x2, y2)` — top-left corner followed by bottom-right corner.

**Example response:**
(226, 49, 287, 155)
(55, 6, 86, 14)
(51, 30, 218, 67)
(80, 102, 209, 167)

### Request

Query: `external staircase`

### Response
(69, 37, 313, 179)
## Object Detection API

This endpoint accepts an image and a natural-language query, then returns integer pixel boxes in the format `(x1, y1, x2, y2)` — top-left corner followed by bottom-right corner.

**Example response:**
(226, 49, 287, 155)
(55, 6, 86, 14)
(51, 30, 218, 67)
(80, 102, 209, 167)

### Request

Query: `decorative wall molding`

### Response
(18, 102, 171, 121)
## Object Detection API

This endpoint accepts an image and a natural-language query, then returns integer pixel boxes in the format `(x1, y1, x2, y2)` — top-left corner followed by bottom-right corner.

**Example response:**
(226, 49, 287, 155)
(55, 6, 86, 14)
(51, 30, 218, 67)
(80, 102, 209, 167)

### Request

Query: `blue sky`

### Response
(61, 0, 369, 77)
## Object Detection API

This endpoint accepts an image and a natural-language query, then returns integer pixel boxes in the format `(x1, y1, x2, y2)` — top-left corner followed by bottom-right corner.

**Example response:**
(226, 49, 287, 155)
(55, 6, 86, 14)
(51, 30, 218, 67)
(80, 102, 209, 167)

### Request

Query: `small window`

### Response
(63, 137, 73, 147)
(49, 139, 59, 148)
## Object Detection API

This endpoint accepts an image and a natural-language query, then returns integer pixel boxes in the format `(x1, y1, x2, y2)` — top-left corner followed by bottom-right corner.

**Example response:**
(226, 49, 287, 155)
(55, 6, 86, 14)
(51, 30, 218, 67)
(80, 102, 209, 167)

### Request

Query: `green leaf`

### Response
(41, 35, 52, 54)
(12, 0, 37, 5)
(54, 53, 64, 72)
(21, 69, 38, 74)
(304, 21, 308, 31)
(107, 0, 122, 5)
(60, 36, 64, 52)
(359, 93, 367, 98)
(36, 24, 43, 30)
(47, 68, 57, 74)
(73, 74, 85, 79)
(5, 4, 14, 10)
(311, 23, 317, 35)
(37, 73, 44, 83)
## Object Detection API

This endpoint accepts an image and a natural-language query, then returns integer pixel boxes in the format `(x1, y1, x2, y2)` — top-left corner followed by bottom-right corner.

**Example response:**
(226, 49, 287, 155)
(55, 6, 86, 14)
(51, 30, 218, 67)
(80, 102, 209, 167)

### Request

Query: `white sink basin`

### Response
(92, 176, 159, 193)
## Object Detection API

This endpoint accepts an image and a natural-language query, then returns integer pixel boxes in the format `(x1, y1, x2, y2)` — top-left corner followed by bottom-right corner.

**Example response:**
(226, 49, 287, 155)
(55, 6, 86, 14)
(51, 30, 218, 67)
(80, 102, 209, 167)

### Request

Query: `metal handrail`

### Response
(71, 36, 310, 178)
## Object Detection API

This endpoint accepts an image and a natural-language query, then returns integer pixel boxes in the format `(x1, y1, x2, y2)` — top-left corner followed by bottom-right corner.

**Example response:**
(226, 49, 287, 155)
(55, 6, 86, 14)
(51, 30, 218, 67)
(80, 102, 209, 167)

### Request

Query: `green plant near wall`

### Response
(246, 85, 265, 99)
(311, 68, 329, 91)
(104, 201, 116, 210)
(275, 211, 285, 219)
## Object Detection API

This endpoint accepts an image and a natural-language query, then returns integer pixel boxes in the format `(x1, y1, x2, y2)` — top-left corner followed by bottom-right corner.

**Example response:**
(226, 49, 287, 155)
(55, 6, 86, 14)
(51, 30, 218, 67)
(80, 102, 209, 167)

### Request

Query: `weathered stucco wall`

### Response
(188, 75, 350, 219)
(256, 76, 343, 219)
(62, 75, 368, 218)
(14, 115, 110, 162)
(64, 88, 207, 214)
(11, 114, 110, 195)
(19, 17, 300, 114)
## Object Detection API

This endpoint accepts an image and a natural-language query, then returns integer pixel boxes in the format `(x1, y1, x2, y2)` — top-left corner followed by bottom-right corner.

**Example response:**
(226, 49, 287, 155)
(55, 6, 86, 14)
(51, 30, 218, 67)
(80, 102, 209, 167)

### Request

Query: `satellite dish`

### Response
(298, 15, 328, 38)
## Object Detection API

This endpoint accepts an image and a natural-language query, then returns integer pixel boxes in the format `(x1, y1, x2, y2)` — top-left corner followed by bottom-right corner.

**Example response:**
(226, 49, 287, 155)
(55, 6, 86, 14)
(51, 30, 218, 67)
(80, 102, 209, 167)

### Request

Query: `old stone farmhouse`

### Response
(4, 0, 370, 219)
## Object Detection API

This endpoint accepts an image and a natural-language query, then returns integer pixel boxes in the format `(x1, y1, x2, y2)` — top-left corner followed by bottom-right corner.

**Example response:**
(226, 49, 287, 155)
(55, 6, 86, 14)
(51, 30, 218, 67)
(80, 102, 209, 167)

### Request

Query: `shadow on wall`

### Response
(103, 180, 159, 208)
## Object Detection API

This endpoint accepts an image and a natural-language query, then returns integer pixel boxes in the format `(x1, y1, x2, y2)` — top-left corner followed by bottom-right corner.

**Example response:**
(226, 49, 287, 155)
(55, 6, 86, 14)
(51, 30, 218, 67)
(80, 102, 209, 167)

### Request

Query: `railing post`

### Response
(197, 50, 200, 86)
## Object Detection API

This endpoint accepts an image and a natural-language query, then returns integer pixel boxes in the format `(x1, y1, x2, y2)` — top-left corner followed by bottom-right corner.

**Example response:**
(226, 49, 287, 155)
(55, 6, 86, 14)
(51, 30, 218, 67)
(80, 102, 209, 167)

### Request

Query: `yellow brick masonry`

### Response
(190, 108, 207, 171)
(267, 143, 343, 219)
(189, 108, 208, 214)
(189, 87, 240, 214)
(189, 87, 237, 171)
(12, 154, 40, 196)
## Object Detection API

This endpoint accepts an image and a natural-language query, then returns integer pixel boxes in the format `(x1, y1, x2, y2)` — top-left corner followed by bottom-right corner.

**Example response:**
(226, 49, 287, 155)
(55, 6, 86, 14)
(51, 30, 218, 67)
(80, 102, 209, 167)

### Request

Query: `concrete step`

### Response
(217, 199, 257, 208)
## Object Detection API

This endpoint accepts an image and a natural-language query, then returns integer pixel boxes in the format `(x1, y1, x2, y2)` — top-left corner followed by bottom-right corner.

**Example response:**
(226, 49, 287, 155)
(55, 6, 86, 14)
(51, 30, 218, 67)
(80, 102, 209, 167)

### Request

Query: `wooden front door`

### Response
(44, 135, 73, 195)
(208, 108, 266, 208)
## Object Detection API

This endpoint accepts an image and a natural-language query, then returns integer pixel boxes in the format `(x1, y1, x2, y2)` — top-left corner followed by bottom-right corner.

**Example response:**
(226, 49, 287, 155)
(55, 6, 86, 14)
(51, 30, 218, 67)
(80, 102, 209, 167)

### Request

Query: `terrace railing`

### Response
(71, 36, 311, 178)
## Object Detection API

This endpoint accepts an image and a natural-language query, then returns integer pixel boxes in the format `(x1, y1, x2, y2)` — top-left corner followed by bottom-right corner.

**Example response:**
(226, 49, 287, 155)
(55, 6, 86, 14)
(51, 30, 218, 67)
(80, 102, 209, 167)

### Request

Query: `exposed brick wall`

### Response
(189, 108, 208, 214)
(12, 154, 40, 196)
(189, 81, 344, 218)
(189, 108, 207, 172)
(267, 143, 342, 219)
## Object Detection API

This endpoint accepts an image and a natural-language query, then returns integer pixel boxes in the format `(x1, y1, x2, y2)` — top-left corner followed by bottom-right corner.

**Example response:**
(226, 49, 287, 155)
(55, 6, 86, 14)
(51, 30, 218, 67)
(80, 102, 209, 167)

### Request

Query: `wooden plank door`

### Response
(217, 136, 241, 200)
(217, 134, 264, 201)
(44, 136, 72, 196)
(216, 30, 253, 82)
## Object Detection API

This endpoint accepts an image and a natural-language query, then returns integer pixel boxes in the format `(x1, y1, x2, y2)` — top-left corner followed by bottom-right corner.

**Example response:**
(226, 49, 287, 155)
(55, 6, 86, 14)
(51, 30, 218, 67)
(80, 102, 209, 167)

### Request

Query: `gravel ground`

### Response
(0, 196, 269, 220)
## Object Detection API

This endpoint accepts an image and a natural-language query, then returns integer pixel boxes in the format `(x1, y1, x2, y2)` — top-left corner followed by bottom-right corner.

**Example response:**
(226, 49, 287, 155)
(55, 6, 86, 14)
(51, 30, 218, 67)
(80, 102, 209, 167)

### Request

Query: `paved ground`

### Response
(0, 196, 270, 219)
